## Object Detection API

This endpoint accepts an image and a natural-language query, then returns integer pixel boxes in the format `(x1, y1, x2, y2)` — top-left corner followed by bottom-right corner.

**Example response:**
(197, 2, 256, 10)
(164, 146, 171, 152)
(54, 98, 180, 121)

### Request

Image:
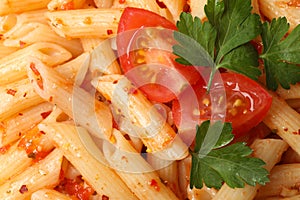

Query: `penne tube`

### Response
(259, 0, 300, 32)
(276, 83, 300, 100)
(0, 41, 19, 59)
(46, 8, 124, 38)
(0, 42, 72, 85)
(147, 153, 181, 197)
(27, 58, 113, 140)
(56, 52, 90, 85)
(263, 92, 300, 156)
(212, 139, 289, 200)
(88, 38, 122, 75)
(48, 0, 87, 11)
(0, 102, 53, 146)
(281, 147, 300, 164)
(39, 122, 138, 200)
(188, 0, 206, 20)
(256, 164, 300, 199)
(286, 99, 300, 110)
(94, 0, 113, 8)
(31, 189, 72, 200)
(158, 0, 186, 21)
(0, 0, 51, 16)
(92, 74, 189, 160)
(0, 142, 32, 185)
(0, 148, 63, 200)
(0, 78, 44, 121)
(0, 9, 48, 36)
(3, 22, 83, 57)
(85, 127, 179, 200)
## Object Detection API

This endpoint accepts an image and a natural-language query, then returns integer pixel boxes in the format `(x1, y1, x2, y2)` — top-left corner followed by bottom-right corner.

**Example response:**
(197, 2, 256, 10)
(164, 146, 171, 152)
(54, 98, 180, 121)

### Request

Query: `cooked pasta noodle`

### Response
(0, 0, 299, 199)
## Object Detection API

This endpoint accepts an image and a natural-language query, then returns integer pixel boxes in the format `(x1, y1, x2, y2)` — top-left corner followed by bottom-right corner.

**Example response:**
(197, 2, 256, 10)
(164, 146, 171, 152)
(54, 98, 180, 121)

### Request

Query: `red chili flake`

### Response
(149, 179, 160, 191)
(6, 89, 17, 96)
(60, 1, 75, 10)
(119, 0, 126, 3)
(292, 129, 300, 135)
(112, 80, 118, 84)
(18, 131, 49, 162)
(23, 92, 27, 97)
(19, 185, 28, 194)
(30, 63, 40, 76)
(19, 40, 26, 48)
(107, 29, 113, 35)
(283, 127, 288, 132)
(0, 144, 11, 154)
(18, 113, 23, 116)
(40, 131, 46, 135)
(40, 111, 52, 119)
(128, 87, 138, 95)
(156, 0, 167, 8)
(102, 195, 110, 200)
(49, 96, 53, 102)
(287, 0, 300, 7)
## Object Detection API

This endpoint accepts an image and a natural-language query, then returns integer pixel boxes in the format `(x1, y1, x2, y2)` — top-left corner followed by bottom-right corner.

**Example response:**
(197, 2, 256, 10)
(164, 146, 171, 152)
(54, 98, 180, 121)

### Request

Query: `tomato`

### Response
(172, 72, 272, 137)
(117, 7, 201, 102)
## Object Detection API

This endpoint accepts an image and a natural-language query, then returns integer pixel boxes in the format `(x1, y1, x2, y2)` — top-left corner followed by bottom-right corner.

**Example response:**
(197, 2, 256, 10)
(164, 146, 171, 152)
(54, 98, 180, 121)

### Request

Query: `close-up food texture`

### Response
(0, 0, 300, 199)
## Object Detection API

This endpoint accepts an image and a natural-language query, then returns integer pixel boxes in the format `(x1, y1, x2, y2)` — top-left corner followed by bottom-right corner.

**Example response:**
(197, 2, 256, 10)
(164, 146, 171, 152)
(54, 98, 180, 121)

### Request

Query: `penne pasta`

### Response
(0, 9, 48, 36)
(256, 164, 300, 199)
(0, 102, 53, 146)
(188, 0, 207, 20)
(92, 74, 189, 160)
(47, 0, 87, 11)
(0, 78, 44, 121)
(156, 0, 186, 21)
(88, 38, 122, 75)
(0, 0, 51, 16)
(27, 57, 113, 140)
(263, 92, 300, 156)
(39, 122, 138, 199)
(259, 0, 300, 32)
(0, 148, 63, 200)
(46, 8, 124, 38)
(94, 0, 113, 8)
(212, 139, 289, 200)
(101, 128, 180, 199)
(276, 83, 300, 100)
(0, 42, 72, 85)
(3, 22, 83, 57)
(31, 189, 72, 200)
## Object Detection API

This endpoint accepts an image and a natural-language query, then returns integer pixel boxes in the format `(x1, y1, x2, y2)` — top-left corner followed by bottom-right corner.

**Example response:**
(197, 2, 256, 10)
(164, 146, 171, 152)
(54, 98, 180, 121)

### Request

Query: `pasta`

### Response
(0, 0, 299, 199)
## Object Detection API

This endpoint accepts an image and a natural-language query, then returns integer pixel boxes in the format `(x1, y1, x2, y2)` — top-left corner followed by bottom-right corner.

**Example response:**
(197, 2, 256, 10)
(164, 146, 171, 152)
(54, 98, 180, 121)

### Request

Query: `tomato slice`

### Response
(172, 72, 272, 137)
(117, 7, 201, 102)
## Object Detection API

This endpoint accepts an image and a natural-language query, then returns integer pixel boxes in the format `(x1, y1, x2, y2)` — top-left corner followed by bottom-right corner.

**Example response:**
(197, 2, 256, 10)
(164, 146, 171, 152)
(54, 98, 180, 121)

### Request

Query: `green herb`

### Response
(190, 120, 269, 189)
(260, 17, 300, 90)
(173, 0, 300, 91)
(173, 0, 262, 90)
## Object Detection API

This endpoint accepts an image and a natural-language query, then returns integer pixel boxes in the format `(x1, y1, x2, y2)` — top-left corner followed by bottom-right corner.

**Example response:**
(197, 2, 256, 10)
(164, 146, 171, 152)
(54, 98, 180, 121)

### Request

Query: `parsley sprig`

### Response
(190, 121, 269, 189)
(261, 17, 300, 90)
(173, 0, 300, 91)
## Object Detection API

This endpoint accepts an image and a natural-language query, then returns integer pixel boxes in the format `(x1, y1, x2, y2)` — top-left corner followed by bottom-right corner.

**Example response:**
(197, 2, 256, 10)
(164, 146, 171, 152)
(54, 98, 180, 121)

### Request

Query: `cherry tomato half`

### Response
(172, 72, 272, 137)
(117, 7, 201, 102)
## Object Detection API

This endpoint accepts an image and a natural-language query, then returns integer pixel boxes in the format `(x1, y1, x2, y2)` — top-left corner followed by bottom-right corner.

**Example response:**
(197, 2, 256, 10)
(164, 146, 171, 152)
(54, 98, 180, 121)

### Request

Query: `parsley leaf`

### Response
(260, 17, 300, 90)
(190, 120, 269, 189)
(173, 0, 262, 90)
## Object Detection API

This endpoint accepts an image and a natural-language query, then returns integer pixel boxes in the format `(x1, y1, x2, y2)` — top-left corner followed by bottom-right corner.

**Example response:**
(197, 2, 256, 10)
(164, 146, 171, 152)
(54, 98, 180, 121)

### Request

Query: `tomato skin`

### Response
(172, 72, 272, 137)
(117, 7, 201, 102)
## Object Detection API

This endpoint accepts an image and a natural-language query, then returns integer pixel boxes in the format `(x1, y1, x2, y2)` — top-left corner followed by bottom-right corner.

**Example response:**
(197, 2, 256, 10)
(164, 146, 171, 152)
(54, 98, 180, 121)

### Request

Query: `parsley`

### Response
(190, 120, 269, 189)
(173, 0, 300, 91)
(260, 17, 300, 90)
(173, 0, 262, 90)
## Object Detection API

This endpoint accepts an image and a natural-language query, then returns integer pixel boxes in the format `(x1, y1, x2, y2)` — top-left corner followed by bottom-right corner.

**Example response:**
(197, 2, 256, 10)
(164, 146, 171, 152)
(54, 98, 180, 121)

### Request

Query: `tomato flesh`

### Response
(172, 72, 272, 137)
(117, 7, 201, 102)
